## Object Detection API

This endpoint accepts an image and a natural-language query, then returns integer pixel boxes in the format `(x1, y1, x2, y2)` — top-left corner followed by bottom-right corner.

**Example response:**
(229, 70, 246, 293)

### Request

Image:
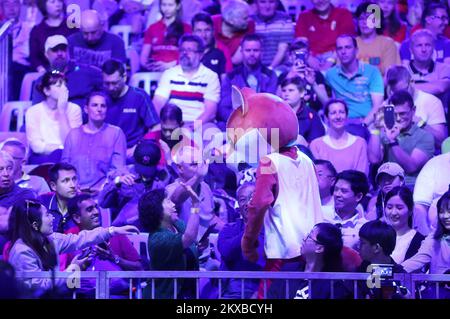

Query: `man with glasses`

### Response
(102, 59, 160, 160)
(400, 3, 450, 64)
(153, 34, 220, 127)
(385, 65, 447, 150)
(368, 90, 434, 189)
(314, 159, 337, 217)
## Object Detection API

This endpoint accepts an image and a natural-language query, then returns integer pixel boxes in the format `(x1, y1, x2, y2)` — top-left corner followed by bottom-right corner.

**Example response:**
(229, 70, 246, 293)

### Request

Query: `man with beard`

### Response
(68, 9, 127, 68)
(153, 34, 220, 126)
(102, 59, 160, 160)
(217, 34, 277, 128)
(59, 193, 142, 297)
(31, 34, 103, 109)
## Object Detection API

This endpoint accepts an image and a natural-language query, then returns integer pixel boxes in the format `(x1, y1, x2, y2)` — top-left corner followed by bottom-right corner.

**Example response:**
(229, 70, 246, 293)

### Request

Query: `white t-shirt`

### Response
(391, 229, 417, 264)
(155, 64, 220, 122)
(414, 90, 446, 125)
(25, 101, 82, 154)
(414, 152, 450, 229)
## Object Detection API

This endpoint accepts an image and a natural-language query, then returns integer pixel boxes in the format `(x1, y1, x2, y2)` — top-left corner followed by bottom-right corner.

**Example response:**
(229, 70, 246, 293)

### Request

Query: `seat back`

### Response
(27, 163, 54, 185)
(129, 72, 162, 98)
(0, 101, 32, 131)
(127, 232, 150, 262)
(0, 132, 27, 146)
(20, 72, 41, 101)
(110, 25, 132, 50)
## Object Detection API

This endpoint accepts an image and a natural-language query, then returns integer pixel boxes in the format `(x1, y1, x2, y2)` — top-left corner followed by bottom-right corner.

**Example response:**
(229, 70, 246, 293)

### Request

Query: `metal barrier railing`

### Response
(0, 20, 13, 111)
(14, 271, 450, 299)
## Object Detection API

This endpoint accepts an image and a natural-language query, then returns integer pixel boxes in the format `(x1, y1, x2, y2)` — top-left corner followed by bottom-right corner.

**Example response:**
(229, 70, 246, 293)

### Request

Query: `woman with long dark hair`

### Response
(140, 0, 191, 71)
(377, 0, 407, 44)
(384, 186, 425, 263)
(268, 223, 352, 299)
(7, 199, 138, 297)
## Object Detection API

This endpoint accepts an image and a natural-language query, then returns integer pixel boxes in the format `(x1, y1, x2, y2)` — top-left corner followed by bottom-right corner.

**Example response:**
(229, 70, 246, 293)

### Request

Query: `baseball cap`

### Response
(375, 162, 405, 184)
(133, 140, 161, 178)
(45, 35, 68, 52)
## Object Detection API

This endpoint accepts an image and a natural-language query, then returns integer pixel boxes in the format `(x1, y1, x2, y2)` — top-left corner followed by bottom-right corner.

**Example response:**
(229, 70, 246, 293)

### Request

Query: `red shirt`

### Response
(295, 6, 355, 56)
(383, 23, 407, 43)
(410, 24, 450, 39)
(212, 15, 255, 59)
(143, 19, 191, 63)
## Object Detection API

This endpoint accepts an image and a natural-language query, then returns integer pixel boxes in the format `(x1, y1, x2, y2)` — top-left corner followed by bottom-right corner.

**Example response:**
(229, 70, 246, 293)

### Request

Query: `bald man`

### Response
(67, 9, 126, 68)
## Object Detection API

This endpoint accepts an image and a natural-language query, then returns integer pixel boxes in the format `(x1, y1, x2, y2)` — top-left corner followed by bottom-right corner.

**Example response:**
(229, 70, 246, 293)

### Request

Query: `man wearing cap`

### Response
(366, 162, 405, 221)
(98, 139, 172, 229)
(67, 9, 127, 69)
(31, 34, 103, 109)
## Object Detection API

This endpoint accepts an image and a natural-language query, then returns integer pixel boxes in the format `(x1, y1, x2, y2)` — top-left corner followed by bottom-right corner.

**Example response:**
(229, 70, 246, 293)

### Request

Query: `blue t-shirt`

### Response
(68, 31, 127, 69)
(105, 87, 160, 148)
(325, 62, 384, 118)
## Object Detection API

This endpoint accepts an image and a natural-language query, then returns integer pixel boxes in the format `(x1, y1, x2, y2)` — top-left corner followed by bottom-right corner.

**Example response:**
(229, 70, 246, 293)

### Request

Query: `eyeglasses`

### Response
(304, 232, 322, 245)
(179, 48, 201, 54)
(432, 15, 449, 22)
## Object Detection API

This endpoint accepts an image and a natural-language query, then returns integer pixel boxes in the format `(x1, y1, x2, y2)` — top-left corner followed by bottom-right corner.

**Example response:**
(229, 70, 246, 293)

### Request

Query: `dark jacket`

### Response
(217, 64, 278, 123)
(268, 261, 353, 299)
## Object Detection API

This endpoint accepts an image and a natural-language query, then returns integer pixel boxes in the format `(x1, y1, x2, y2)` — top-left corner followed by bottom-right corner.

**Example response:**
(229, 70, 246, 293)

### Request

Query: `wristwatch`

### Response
(113, 255, 120, 265)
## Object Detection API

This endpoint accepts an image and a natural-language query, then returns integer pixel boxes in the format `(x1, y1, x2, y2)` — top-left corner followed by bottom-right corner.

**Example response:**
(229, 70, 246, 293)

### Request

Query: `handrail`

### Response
(14, 271, 450, 299)
(0, 20, 13, 112)
(0, 20, 13, 39)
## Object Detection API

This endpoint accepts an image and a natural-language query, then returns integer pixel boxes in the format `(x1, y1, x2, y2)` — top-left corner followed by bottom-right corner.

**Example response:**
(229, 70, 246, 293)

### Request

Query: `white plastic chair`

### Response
(110, 25, 132, 50)
(20, 72, 41, 101)
(127, 232, 150, 261)
(0, 101, 32, 132)
(129, 72, 162, 97)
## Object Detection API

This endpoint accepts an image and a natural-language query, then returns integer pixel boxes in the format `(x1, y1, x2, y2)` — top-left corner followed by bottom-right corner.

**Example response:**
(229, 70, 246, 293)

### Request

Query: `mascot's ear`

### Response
(232, 85, 258, 116)
(231, 85, 247, 114)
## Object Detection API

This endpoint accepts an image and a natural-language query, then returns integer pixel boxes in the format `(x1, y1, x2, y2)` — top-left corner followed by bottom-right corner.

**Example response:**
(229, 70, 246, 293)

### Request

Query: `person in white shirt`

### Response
(323, 170, 370, 250)
(384, 186, 425, 264)
(153, 34, 220, 126)
(414, 152, 450, 235)
(25, 70, 82, 164)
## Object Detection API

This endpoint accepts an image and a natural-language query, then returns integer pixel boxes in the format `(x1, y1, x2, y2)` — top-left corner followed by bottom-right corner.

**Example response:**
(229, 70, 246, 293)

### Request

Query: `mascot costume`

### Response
(226, 86, 323, 294)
